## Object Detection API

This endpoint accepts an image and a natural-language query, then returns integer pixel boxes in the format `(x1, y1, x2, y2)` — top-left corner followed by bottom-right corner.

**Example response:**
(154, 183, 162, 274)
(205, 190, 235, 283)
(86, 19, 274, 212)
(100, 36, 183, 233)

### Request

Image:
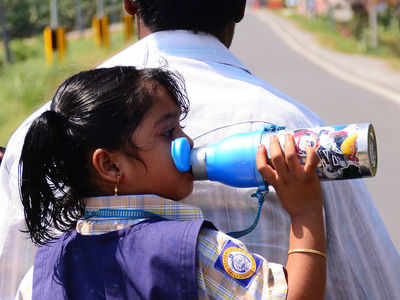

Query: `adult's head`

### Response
(124, 0, 247, 47)
(19, 66, 191, 245)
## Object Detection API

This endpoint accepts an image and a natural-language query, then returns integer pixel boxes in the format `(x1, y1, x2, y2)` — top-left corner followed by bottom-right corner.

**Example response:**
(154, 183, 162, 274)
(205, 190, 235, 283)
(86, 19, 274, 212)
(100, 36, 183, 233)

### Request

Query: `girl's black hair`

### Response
(19, 66, 189, 245)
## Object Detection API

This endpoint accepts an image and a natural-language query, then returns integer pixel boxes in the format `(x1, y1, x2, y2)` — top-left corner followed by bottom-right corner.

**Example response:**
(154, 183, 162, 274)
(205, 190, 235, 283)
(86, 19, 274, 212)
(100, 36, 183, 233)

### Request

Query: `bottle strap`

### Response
(226, 186, 268, 238)
(226, 123, 285, 238)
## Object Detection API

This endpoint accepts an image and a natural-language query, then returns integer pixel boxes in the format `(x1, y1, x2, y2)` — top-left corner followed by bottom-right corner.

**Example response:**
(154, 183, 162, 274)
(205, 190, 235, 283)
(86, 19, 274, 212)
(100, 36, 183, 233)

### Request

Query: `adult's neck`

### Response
(136, 17, 234, 48)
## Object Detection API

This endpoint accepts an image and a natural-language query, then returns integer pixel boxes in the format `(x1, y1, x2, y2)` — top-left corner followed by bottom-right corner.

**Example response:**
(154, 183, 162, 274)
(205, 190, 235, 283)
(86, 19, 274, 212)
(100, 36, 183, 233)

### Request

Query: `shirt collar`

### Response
(84, 194, 204, 221)
(129, 30, 251, 74)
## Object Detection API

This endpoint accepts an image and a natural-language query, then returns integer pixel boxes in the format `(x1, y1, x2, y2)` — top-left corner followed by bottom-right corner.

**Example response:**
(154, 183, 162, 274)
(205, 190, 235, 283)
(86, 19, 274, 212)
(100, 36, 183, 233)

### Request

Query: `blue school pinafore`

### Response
(32, 219, 206, 300)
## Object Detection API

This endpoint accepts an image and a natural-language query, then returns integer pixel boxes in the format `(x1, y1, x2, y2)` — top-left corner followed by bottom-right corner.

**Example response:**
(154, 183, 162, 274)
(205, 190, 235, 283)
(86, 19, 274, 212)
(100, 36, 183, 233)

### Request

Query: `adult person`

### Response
(0, 0, 399, 299)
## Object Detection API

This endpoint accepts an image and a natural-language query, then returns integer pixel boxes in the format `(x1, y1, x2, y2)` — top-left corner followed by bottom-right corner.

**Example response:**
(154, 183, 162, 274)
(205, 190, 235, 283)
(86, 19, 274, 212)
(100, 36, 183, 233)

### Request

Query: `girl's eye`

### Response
(162, 128, 176, 139)
(162, 125, 185, 140)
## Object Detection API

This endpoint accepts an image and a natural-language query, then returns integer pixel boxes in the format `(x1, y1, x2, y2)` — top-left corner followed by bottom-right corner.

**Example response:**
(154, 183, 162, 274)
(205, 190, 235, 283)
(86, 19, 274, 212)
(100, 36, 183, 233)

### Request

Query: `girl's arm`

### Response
(257, 134, 326, 300)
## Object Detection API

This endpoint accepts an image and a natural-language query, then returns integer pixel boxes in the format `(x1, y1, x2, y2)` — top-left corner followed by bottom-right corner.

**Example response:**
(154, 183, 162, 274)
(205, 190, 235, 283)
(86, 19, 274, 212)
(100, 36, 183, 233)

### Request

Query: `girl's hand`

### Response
(258, 134, 326, 300)
(256, 134, 323, 219)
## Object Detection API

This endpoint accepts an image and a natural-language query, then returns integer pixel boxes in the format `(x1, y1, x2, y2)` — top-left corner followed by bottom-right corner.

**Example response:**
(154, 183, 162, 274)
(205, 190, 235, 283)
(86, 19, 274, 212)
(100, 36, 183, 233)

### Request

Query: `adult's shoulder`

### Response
(180, 63, 324, 130)
(4, 102, 51, 151)
(1, 101, 51, 172)
(98, 38, 152, 69)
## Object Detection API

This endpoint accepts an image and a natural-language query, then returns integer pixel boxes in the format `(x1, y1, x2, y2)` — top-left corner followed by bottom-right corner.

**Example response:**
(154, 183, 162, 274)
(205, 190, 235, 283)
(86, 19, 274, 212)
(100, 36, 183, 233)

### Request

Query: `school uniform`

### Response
(16, 195, 287, 300)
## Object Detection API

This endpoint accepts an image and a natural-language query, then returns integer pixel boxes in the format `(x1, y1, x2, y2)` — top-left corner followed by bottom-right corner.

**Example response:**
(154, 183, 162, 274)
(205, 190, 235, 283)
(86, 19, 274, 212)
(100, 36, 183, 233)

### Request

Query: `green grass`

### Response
(0, 30, 134, 145)
(278, 9, 400, 70)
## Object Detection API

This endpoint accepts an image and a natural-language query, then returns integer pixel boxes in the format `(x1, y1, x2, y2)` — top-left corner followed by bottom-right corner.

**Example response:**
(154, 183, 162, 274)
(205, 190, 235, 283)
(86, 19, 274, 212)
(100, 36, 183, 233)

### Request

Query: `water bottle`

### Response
(171, 123, 377, 189)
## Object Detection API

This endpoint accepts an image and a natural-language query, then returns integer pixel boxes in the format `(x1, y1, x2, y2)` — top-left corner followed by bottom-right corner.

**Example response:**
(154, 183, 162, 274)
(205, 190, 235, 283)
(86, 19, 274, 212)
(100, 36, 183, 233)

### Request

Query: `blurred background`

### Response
(0, 0, 135, 145)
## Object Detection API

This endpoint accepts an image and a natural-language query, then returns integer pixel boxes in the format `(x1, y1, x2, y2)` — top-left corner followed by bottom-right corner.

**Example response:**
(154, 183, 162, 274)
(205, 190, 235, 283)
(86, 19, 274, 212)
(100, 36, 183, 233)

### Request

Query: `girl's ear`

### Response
(92, 148, 120, 184)
(124, 0, 139, 16)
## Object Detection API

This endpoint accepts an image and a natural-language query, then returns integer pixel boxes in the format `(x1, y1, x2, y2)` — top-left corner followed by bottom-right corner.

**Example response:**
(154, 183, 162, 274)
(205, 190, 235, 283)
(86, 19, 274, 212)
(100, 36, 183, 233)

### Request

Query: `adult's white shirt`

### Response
(1, 31, 399, 300)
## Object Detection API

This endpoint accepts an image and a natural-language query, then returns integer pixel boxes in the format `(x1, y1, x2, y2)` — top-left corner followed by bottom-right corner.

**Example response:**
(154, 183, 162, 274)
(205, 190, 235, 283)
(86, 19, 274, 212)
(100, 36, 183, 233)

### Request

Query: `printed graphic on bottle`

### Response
(265, 123, 377, 180)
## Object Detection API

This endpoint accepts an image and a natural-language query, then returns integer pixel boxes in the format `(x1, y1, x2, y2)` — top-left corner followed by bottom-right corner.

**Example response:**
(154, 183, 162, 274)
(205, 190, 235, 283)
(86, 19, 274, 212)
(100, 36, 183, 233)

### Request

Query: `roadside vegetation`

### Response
(0, 30, 131, 145)
(278, 8, 400, 70)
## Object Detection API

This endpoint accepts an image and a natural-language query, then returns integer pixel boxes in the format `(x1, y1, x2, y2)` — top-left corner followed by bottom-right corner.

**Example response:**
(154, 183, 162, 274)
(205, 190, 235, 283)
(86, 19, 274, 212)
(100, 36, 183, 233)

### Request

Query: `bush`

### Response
(10, 39, 42, 63)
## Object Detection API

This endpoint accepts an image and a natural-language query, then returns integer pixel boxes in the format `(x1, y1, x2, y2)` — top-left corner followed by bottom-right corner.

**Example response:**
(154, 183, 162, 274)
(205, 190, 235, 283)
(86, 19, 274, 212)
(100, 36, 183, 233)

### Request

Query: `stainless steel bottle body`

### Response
(260, 123, 377, 180)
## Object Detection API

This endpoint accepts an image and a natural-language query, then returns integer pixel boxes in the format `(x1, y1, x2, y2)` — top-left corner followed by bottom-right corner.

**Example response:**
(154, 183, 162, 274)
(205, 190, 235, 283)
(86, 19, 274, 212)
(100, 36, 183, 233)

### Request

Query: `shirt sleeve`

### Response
(196, 228, 287, 300)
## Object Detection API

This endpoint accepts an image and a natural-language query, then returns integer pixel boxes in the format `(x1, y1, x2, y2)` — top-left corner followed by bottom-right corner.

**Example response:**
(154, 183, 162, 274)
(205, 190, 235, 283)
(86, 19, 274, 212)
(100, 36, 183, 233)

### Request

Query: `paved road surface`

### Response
(231, 11, 400, 250)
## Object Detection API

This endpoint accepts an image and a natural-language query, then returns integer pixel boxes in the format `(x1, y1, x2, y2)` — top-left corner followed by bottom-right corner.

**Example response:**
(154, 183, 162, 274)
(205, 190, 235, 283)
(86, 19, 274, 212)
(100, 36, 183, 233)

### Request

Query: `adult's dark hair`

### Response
(19, 66, 189, 245)
(134, 0, 246, 37)
(0, 147, 5, 166)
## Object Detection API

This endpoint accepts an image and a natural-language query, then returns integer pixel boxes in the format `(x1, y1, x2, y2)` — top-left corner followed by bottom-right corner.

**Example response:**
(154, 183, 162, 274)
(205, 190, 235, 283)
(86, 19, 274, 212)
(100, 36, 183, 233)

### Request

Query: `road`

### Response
(231, 11, 400, 250)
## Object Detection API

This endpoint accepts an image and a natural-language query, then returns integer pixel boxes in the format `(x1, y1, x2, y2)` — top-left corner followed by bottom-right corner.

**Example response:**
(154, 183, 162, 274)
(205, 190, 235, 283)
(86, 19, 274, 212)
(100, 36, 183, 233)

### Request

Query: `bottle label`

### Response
(262, 123, 376, 180)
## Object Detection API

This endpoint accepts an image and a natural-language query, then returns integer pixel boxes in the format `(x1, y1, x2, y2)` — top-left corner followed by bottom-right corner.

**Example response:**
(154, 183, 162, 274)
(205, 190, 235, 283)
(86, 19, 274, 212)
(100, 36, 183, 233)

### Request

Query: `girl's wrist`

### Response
(290, 212, 324, 233)
(290, 211, 326, 252)
(289, 206, 323, 222)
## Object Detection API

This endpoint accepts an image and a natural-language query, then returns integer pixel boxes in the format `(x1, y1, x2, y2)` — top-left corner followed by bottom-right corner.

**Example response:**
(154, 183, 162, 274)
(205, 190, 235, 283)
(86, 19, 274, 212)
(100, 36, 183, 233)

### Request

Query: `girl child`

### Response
(17, 66, 326, 300)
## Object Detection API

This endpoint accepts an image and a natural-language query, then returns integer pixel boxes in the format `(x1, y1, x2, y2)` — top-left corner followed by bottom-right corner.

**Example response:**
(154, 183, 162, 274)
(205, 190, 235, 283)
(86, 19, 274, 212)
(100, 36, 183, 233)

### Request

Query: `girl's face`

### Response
(117, 84, 194, 200)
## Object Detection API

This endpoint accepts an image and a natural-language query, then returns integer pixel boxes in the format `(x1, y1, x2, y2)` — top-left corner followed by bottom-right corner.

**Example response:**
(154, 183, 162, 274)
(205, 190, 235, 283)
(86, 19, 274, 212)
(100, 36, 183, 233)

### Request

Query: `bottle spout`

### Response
(170, 137, 191, 172)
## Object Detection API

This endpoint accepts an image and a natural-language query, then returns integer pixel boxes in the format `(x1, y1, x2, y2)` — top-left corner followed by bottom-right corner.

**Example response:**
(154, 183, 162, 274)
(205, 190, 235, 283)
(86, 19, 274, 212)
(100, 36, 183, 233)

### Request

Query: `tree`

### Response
(3, 0, 32, 38)
(0, 0, 12, 63)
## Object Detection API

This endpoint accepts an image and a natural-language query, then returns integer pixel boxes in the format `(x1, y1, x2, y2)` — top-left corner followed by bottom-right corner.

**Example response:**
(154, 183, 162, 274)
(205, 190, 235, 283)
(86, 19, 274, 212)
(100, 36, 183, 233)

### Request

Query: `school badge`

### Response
(215, 240, 261, 288)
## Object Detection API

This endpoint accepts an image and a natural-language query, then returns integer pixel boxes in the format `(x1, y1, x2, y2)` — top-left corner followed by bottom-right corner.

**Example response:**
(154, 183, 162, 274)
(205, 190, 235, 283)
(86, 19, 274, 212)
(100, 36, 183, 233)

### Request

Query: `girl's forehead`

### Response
(132, 91, 181, 141)
(151, 85, 180, 112)
(141, 87, 181, 127)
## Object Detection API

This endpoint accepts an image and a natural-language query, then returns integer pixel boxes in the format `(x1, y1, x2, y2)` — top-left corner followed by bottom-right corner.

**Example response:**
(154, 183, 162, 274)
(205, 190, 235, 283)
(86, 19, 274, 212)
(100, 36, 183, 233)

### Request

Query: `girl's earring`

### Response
(114, 173, 120, 196)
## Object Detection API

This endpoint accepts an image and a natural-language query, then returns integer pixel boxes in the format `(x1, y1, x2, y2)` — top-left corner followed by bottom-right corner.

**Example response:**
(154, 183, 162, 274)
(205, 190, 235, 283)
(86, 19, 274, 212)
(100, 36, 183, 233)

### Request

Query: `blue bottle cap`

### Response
(171, 137, 191, 172)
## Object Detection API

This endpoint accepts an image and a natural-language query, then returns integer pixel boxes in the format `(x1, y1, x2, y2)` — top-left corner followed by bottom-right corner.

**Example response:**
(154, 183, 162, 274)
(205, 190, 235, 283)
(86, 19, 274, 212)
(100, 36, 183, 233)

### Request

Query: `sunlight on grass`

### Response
(0, 30, 135, 145)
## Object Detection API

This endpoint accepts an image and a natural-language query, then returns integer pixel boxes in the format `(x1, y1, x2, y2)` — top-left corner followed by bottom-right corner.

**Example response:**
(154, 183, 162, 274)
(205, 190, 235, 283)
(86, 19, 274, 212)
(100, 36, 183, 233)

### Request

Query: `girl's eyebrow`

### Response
(154, 111, 180, 127)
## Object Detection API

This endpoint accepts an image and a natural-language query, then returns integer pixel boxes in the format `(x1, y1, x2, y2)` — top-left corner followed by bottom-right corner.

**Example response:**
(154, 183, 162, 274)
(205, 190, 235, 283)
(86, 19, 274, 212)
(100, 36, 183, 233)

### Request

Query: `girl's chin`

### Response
(184, 171, 194, 181)
(174, 183, 194, 201)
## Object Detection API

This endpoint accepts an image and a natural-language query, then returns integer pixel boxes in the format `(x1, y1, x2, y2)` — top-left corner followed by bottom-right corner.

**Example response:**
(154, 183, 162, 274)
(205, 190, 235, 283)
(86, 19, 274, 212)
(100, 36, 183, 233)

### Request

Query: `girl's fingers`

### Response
(256, 144, 277, 184)
(269, 135, 290, 183)
(284, 134, 302, 174)
(304, 146, 321, 177)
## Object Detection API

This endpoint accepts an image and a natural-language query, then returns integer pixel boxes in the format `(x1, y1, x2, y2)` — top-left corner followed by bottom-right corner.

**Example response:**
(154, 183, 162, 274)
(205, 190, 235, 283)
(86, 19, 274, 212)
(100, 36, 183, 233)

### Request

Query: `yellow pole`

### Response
(92, 16, 102, 46)
(56, 27, 67, 61)
(44, 26, 54, 64)
(100, 15, 110, 47)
